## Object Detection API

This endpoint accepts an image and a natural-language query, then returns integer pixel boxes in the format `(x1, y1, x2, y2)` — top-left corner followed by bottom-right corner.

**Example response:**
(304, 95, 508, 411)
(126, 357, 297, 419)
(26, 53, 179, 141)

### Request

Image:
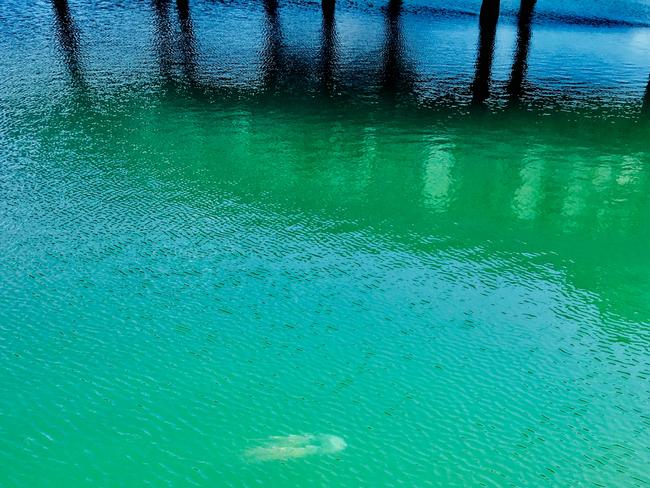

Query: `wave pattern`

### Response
(1, 1, 649, 486)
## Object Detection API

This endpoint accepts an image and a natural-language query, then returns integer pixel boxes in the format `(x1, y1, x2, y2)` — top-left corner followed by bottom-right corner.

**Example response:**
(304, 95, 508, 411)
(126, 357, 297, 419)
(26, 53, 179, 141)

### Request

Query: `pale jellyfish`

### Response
(244, 434, 346, 461)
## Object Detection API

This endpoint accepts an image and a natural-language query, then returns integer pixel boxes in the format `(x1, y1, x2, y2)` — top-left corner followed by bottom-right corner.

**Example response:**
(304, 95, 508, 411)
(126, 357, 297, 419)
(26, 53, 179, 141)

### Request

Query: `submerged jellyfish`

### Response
(244, 434, 346, 461)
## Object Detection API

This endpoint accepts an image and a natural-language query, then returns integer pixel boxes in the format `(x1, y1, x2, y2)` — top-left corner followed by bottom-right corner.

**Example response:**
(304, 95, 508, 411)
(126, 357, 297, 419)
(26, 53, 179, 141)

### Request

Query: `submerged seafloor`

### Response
(1, 0, 649, 486)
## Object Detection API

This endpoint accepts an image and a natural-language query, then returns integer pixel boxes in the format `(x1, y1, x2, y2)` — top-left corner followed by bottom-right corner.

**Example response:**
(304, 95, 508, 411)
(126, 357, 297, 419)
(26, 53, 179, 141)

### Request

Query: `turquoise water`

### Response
(1, 1, 650, 486)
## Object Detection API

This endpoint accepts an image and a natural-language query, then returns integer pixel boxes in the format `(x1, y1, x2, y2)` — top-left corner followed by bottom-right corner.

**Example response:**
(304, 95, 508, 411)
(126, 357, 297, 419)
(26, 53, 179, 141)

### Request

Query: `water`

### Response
(1, 0, 649, 486)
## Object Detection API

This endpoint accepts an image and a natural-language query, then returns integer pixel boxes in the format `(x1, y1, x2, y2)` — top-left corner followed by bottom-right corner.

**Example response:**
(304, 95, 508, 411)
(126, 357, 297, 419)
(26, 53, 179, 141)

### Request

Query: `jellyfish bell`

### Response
(245, 433, 346, 461)
(318, 434, 347, 454)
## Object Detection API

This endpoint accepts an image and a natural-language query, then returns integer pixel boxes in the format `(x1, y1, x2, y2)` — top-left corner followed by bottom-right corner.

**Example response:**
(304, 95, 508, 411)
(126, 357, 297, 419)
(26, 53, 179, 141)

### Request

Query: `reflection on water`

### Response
(41, 90, 646, 321)
(507, 0, 536, 102)
(380, 0, 415, 99)
(176, 0, 198, 86)
(31, 0, 650, 361)
(151, 0, 174, 84)
(42, 0, 650, 113)
(262, 0, 282, 92)
(471, 0, 500, 105)
(2, 1, 650, 487)
(422, 142, 455, 212)
(51, 0, 83, 86)
(320, 0, 337, 95)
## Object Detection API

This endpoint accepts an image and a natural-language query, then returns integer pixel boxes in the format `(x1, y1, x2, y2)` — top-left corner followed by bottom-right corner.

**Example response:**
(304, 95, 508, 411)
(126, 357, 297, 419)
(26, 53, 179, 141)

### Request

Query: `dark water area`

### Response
(1, 1, 650, 486)
(1, 0, 649, 115)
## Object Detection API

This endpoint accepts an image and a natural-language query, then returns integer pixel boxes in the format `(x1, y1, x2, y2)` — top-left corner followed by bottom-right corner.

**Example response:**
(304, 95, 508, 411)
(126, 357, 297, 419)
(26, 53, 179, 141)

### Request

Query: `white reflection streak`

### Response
(422, 141, 454, 212)
(513, 150, 545, 221)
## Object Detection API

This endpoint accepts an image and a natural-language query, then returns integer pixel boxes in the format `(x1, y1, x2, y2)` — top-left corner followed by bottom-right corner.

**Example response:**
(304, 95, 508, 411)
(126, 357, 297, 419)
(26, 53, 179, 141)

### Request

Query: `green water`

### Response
(2, 1, 650, 486)
(3, 93, 649, 486)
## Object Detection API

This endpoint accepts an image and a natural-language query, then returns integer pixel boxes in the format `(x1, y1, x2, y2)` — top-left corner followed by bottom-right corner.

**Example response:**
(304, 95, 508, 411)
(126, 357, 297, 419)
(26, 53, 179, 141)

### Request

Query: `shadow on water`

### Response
(471, 0, 500, 105)
(507, 0, 536, 103)
(51, 0, 84, 86)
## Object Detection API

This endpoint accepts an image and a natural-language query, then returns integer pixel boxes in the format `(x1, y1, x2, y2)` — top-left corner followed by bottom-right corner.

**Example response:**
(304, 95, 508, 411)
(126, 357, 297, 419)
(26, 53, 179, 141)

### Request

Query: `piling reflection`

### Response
(380, 0, 415, 100)
(152, 0, 174, 85)
(641, 78, 650, 117)
(176, 0, 198, 87)
(507, 0, 536, 103)
(471, 0, 500, 105)
(52, 0, 84, 85)
(319, 0, 338, 96)
(512, 150, 544, 220)
(102, 101, 649, 323)
(50, 0, 650, 116)
(261, 0, 283, 93)
(422, 143, 455, 212)
(35, 0, 650, 340)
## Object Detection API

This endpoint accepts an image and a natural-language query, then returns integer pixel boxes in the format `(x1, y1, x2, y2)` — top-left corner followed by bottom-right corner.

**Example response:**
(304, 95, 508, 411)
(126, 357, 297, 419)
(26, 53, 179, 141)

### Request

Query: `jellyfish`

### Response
(244, 434, 346, 461)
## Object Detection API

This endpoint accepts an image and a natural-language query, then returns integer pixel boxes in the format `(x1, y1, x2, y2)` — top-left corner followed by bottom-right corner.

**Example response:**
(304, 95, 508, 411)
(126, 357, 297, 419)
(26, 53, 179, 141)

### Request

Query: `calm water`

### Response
(1, 0, 650, 486)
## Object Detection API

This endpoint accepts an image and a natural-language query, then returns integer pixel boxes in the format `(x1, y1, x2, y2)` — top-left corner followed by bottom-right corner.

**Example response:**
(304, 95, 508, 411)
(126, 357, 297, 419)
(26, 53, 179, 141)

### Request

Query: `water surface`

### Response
(1, 1, 649, 486)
